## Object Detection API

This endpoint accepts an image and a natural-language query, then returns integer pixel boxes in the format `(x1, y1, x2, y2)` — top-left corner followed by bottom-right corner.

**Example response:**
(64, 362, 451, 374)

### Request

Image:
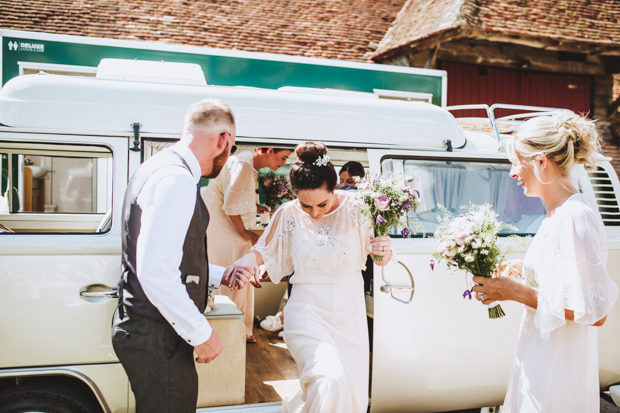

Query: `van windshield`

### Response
(382, 158, 547, 236)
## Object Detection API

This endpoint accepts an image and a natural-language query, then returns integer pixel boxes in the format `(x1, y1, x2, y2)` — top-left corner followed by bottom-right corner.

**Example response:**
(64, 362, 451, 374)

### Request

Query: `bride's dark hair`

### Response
(290, 141, 337, 193)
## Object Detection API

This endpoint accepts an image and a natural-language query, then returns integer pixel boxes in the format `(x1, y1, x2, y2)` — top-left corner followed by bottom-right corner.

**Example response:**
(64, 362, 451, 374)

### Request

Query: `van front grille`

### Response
(588, 167, 620, 226)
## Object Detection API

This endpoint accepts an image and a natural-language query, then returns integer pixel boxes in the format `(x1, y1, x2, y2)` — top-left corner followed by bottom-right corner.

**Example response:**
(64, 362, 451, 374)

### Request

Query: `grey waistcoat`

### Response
(118, 148, 210, 320)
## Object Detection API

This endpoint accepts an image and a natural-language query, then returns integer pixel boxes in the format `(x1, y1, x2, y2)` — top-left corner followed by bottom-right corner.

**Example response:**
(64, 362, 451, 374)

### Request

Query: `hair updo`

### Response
(289, 141, 337, 193)
(509, 110, 602, 175)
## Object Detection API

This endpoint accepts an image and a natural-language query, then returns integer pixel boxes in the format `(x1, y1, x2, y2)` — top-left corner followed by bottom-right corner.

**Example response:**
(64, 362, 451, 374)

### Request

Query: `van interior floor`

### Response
(245, 327, 301, 404)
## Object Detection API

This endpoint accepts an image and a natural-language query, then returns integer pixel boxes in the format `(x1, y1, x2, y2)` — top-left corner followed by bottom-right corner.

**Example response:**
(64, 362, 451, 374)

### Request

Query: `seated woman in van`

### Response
(233, 142, 392, 413)
(472, 111, 619, 413)
(200, 146, 292, 343)
(338, 160, 365, 190)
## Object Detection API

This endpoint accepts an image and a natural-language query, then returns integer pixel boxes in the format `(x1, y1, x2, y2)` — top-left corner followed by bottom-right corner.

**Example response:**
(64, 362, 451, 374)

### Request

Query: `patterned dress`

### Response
(504, 193, 618, 413)
(253, 191, 372, 413)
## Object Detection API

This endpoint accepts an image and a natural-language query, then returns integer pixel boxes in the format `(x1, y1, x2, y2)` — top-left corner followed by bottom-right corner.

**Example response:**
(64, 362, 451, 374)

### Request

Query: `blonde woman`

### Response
(201, 147, 292, 342)
(473, 111, 619, 412)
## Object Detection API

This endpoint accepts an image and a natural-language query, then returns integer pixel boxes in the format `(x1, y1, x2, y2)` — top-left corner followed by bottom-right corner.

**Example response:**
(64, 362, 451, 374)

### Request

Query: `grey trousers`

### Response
(112, 307, 198, 413)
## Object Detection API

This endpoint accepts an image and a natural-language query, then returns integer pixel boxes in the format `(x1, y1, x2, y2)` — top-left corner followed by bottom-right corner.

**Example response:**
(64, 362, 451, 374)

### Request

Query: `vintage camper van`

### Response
(1, 61, 619, 413)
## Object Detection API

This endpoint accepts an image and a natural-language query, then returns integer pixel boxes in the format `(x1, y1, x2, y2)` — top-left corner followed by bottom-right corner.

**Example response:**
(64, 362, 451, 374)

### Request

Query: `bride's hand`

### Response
(222, 264, 247, 290)
(371, 235, 392, 257)
(233, 254, 262, 289)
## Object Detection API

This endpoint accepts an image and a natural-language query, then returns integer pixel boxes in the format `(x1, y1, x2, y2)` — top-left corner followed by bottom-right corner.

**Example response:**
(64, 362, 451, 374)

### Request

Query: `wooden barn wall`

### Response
(441, 61, 592, 119)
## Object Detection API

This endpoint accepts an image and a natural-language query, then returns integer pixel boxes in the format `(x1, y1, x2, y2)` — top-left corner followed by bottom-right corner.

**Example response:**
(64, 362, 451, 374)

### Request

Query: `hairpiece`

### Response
(552, 110, 572, 130)
(313, 154, 330, 167)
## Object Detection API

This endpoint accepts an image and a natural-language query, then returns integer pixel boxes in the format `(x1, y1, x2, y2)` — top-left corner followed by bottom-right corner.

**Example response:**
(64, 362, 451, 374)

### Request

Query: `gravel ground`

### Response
(601, 394, 620, 413)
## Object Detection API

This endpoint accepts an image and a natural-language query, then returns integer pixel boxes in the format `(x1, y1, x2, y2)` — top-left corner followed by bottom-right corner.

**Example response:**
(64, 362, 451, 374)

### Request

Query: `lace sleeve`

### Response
(535, 203, 619, 339)
(251, 204, 294, 284)
(222, 153, 257, 217)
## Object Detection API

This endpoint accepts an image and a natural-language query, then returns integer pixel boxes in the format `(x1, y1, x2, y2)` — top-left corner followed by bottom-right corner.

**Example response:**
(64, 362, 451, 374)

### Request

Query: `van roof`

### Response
(0, 74, 466, 151)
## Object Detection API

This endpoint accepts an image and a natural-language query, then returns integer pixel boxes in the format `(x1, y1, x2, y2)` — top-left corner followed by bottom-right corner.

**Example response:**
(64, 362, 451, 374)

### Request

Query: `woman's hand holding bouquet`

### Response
(431, 204, 520, 319)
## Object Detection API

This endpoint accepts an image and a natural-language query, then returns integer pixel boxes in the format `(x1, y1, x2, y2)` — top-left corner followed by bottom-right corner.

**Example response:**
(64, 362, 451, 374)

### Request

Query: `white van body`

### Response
(1, 68, 619, 413)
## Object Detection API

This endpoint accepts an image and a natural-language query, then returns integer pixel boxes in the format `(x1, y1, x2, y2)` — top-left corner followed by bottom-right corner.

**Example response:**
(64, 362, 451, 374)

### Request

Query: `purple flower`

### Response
(430, 258, 435, 271)
(376, 215, 386, 225)
(462, 286, 474, 300)
(263, 176, 274, 187)
(412, 189, 420, 198)
(458, 214, 464, 218)
(401, 228, 411, 238)
(402, 202, 410, 211)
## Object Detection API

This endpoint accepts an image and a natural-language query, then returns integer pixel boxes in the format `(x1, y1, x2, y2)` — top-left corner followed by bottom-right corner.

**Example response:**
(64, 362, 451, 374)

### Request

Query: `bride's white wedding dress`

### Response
(504, 193, 618, 413)
(253, 191, 372, 413)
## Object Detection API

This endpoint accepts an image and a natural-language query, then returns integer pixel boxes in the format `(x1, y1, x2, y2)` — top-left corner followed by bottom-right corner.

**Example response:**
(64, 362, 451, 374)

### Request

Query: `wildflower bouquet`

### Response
(356, 172, 421, 261)
(431, 204, 518, 319)
(258, 171, 295, 211)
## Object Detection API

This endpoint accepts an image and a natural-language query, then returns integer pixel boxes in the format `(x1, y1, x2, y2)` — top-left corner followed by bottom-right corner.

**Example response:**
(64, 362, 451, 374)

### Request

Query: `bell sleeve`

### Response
(222, 154, 257, 218)
(251, 204, 294, 284)
(535, 204, 619, 339)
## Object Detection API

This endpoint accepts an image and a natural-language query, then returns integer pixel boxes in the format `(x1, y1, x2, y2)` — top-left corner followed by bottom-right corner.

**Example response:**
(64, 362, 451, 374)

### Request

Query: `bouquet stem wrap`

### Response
(486, 301, 506, 319)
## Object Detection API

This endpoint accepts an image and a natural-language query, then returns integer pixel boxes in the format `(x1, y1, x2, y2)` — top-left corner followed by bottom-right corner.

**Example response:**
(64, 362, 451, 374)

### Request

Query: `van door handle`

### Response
(380, 284, 414, 293)
(379, 261, 415, 304)
(80, 289, 119, 298)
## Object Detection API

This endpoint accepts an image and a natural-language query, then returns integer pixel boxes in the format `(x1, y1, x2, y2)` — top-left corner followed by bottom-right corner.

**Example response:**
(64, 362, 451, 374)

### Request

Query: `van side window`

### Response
(0, 144, 112, 234)
(382, 158, 547, 236)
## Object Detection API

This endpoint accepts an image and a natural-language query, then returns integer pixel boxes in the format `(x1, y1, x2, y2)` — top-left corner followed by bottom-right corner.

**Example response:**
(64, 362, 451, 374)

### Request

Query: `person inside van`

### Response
(201, 146, 293, 343)
(338, 160, 365, 190)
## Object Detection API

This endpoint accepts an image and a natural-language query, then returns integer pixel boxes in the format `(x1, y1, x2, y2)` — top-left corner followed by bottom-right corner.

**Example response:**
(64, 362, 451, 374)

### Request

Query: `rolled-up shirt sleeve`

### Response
(136, 167, 213, 346)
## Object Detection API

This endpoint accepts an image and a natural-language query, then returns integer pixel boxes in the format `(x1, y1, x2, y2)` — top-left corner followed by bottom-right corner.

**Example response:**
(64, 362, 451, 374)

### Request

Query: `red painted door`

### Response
(441, 61, 592, 118)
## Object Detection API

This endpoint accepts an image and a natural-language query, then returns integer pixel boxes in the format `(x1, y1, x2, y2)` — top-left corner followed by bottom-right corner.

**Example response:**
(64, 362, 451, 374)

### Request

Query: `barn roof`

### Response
(0, 0, 406, 62)
(372, 0, 620, 60)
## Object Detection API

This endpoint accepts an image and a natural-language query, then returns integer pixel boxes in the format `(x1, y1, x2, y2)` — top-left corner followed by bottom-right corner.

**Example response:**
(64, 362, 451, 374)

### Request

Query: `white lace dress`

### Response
(504, 193, 619, 413)
(201, 151, 258, 336)
(252, 191, 372, 413)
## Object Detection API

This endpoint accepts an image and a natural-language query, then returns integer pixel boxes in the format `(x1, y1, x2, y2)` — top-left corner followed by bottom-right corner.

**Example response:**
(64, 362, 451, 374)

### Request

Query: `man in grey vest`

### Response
(112, 99, 250, 412)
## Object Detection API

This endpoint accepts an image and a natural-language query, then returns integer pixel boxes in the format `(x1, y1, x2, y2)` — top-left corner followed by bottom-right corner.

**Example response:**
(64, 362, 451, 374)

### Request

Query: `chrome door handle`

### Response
(379, 261, 415, 304)
(80, 289, 118, 298)
(380, 284, 414, 293)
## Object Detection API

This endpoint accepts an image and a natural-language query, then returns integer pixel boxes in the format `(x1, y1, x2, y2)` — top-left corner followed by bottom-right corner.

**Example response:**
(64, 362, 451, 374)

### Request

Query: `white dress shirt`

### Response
(136, 142, 225, 346)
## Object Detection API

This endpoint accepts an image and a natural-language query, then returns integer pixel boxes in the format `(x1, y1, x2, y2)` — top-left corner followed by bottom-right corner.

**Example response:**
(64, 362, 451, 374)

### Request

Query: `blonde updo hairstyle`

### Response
(289, 141, 337, 193)
(508, 111, 602, 182)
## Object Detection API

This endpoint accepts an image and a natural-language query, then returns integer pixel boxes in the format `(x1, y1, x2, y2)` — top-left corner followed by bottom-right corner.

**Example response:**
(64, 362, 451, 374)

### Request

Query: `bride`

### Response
(234, 141, 392, 412)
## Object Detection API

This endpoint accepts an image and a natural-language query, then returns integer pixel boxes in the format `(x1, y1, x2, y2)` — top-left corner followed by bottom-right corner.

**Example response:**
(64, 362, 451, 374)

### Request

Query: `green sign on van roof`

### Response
(1, 29, 446, 107)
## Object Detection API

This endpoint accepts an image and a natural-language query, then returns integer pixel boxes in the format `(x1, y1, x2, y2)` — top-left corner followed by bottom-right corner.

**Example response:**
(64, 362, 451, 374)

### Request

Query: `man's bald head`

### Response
(183, 98, 236, 133)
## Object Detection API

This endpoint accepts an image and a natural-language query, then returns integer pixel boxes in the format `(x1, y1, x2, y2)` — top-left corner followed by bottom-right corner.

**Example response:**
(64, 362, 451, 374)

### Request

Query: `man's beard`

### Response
(203, 142, 229, 179)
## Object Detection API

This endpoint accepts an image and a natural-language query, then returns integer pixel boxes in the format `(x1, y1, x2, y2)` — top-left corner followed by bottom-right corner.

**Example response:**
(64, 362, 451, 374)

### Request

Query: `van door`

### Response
(0, 133, 126, 368)
(366, 150, 540, 413)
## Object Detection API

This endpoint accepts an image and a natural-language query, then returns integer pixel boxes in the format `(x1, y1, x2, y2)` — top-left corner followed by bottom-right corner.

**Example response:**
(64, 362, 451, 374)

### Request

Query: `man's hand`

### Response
(194, 330, 223, 364)
(222, 263, 250, 290)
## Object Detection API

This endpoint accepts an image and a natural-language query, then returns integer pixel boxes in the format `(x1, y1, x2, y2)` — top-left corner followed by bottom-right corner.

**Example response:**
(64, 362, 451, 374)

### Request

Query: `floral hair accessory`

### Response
(313, 154, 330, 167)
(552, 110, 573, 130)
